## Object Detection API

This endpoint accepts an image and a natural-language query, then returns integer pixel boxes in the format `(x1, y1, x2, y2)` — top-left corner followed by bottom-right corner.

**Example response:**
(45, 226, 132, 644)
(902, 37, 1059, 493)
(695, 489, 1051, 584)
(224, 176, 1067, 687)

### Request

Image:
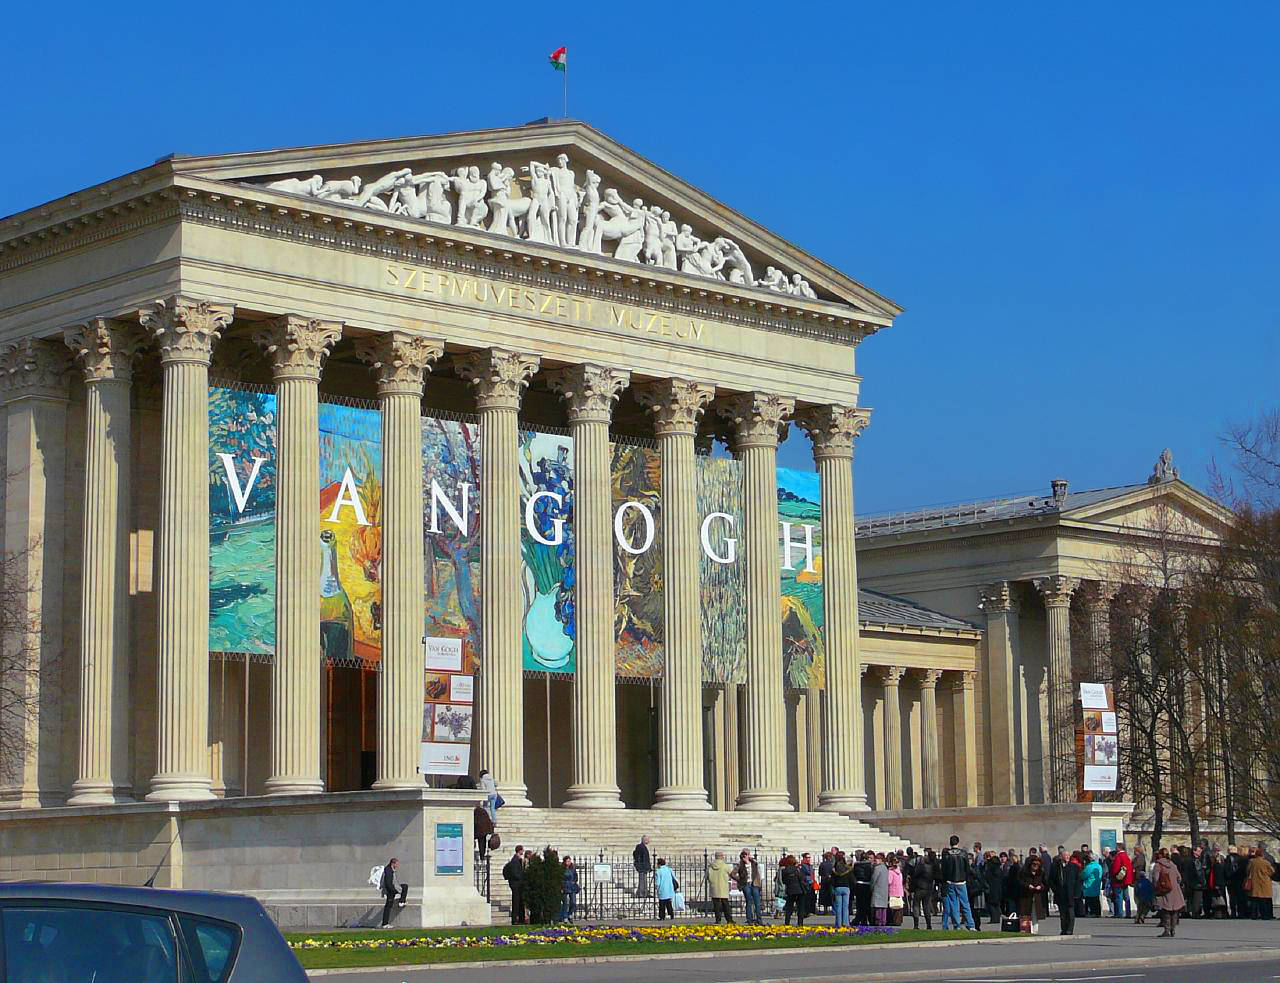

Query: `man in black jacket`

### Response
(852, 850, 875, 926)
(940, 835, 975, 930)
(503, 846, 527, 924)
(1059, 852, 1083, 935)
(633, 835, 653, 899)
(1048, 846, 1066, 916)
(379, 858, 408, 928)
(983, 852, 1005, 923)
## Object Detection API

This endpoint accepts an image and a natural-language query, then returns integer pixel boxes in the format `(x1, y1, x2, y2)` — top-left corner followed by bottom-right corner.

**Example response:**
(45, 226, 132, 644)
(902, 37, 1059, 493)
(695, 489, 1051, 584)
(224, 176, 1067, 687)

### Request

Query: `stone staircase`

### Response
(481, 808, 918, 916)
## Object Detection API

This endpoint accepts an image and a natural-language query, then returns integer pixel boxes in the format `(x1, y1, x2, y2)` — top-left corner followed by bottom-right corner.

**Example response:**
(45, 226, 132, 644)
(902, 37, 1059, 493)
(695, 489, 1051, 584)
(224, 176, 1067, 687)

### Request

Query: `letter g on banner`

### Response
(613, 501, 655, 555)
(700, 512, 737, 564)
(525, 490, 565, 545)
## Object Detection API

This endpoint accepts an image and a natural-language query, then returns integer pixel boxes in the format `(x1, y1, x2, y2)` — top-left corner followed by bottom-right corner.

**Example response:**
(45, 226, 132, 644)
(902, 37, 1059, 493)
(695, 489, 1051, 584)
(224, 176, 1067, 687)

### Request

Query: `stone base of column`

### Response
(815, 790, 868, 812)
(496, 784, 532, 808)
(262, 778, 324, 797)
(562, 784, 624, 809)
(735, 789, 793, 812)
(67, 781, 135, 806)
(371, 777, 423, 791)
(145, 777, 215, 802)
(652, 786, 712, 810)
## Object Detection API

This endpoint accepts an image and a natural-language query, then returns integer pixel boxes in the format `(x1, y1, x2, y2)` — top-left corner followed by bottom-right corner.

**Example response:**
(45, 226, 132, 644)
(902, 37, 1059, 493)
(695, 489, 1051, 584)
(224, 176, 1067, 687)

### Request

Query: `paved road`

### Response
(310, 917, 1280, 982)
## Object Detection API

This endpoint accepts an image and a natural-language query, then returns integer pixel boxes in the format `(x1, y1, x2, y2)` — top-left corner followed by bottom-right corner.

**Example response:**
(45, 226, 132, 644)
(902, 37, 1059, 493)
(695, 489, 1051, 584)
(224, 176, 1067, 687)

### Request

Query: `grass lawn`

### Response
(287, 925, 999, 970)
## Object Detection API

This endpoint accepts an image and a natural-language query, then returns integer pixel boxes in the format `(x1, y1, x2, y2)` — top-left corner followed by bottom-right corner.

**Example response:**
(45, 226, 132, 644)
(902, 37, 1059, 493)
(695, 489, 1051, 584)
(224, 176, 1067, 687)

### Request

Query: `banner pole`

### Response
(563, 56, 568, 118)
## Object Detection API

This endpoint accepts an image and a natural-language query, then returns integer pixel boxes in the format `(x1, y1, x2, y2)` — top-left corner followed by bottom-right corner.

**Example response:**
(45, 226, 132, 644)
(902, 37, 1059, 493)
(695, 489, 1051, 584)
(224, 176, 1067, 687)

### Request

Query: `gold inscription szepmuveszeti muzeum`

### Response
(384, 265, 707, 342)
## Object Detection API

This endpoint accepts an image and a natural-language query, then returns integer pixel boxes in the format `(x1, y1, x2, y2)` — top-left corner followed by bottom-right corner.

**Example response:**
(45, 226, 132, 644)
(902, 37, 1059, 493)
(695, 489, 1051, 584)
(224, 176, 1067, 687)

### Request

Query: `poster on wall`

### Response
(613, 442, 663, 678)
(420, 635, 473, 777)
(422, 416, 481, 668)
(778, 467, 825, 689)
(1079, 681, 1119, 792)
(209, 386, 277, 654)
(697, 456, 746, 684)
(519, 429, 576, 673)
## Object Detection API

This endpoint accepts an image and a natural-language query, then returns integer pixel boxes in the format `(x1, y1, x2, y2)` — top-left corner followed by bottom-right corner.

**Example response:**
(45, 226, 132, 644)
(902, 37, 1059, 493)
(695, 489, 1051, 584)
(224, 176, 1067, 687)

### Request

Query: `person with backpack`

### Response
(502, 845, 527, 924)
(378, 857, 407, 928)
(1109, 844, 1134, 918)
(1151, 847, 1186, 937)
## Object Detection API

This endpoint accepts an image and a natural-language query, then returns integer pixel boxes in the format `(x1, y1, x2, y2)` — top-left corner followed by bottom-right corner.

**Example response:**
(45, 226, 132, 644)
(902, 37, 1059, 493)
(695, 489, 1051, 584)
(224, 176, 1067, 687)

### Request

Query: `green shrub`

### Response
(523, 847, 565, 924)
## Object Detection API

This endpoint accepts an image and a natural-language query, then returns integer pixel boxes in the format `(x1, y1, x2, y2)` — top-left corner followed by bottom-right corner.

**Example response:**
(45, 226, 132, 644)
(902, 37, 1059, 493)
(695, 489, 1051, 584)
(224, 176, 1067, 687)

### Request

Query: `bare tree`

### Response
(0, 537, 44, 792)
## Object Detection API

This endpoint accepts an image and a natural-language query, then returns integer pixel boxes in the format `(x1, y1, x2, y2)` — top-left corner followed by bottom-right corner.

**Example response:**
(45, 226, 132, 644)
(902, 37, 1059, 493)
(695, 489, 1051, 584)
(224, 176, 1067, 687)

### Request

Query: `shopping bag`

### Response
(672, 891, 686, 912)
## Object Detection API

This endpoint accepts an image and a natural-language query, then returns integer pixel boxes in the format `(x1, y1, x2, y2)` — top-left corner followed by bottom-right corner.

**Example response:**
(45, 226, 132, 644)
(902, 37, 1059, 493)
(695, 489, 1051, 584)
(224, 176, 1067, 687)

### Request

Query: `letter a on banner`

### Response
(326, 467, 370, 526)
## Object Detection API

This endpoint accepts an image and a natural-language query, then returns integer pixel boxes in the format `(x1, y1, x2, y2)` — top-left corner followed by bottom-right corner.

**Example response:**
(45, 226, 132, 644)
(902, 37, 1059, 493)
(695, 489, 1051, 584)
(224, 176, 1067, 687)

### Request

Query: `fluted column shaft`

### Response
(360, 333, 443, 789)
(882, 667, 904, 810)
(797, 404, 871, 812)
(1036, 576, 1078, 803)
(65, 320, 143, 804)
(0, 340, 70, 808)
(459, 350, 539, 806)
(979, 582, 1019, 805)
(722, 392, 794, 812)
(144, 298, 233, 801)
(637, 380, 714, 810)
(950, 671, 978, 806)
(920, 670, 941, 809)
(549, 364, 629, 809)
(257, 315, 342, 796)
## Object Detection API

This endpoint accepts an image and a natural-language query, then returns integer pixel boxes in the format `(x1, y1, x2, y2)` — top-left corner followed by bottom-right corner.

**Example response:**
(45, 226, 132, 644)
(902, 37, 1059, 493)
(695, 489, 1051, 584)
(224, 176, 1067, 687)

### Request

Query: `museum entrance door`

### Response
(326, 664, 377, 791)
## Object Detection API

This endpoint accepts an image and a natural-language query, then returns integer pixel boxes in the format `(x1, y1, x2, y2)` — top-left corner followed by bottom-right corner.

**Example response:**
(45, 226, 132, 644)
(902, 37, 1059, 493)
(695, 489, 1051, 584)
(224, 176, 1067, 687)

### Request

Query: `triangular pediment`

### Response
(1063, 479, 1233, 542)
(170, 121, 900, 319)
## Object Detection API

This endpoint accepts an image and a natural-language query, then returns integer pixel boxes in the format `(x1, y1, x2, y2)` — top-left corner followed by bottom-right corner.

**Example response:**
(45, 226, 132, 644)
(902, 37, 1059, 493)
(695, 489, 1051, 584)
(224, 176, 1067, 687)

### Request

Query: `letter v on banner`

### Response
(218, 453, 266, 514)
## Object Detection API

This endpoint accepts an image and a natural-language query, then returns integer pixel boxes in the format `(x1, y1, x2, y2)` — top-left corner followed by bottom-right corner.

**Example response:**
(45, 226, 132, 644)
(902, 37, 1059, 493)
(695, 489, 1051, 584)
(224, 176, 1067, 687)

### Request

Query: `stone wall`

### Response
(865, 801, 1136, 854)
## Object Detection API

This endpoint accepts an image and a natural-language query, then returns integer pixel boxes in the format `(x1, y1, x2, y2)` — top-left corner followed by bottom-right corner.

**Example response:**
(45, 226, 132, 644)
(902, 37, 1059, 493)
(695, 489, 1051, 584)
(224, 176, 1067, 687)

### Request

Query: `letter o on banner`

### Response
(613, 501, 655, 555)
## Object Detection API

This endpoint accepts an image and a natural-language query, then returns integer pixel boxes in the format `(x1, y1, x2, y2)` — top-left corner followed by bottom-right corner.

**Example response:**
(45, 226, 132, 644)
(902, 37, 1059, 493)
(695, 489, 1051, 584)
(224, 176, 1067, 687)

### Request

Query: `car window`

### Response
(178, 916, 240, 983)
(2, 905, 178, 983)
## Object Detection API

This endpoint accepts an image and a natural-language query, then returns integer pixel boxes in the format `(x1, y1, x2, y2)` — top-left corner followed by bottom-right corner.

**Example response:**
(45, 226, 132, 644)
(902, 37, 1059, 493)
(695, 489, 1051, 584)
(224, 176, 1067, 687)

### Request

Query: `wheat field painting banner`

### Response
(778, 467, 825, 689)
(612, 442, 664, 678)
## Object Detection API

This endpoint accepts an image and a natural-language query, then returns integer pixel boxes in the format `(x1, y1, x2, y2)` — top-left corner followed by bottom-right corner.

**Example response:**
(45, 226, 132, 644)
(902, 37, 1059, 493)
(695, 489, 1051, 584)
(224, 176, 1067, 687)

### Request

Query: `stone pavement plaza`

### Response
(310, 918, 1280, 982)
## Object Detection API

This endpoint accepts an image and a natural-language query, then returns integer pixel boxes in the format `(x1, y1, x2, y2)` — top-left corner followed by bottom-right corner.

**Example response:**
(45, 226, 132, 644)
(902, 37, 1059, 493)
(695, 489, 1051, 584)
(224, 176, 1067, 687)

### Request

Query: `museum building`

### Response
(0, 121, 1201, 915)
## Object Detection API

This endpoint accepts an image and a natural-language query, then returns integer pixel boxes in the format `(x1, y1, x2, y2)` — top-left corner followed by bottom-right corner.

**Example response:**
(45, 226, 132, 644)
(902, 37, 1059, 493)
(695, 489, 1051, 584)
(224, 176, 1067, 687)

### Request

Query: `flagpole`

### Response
(563, 53, 568, 118)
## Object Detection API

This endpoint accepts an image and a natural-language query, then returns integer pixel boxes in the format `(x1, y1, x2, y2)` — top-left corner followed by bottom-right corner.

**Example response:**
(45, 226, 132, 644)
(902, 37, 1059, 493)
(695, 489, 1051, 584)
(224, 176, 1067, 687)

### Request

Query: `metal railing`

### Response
(474, 850, 491, 902)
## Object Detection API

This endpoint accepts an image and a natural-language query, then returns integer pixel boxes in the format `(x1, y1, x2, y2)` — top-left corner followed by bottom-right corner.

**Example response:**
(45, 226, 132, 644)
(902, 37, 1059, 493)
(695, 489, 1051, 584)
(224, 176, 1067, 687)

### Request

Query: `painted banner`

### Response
(209, 386, 276, 655)
(613, 443, 663, 678)
(778, 467, 825, 689)
(519, 429, 576, 673)
(697, 456, 746, 684)
(318, 401, 383, 666)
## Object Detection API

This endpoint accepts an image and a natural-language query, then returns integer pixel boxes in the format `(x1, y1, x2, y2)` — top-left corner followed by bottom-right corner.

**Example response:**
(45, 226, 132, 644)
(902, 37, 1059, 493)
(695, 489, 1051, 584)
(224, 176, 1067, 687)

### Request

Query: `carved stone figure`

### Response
(486, 163, 530, 236)
(356, 168, 413, 209)
(577, 170, 603, 254)
(523, 162, 555, 244)
(1148, 448, 1179, 485)
(597, 191, 646, 261)
(549, 154, 579, 248)
(317, 177, 361, 200)
(268, 174, 324, 196)
(674, 223, 701, 272)
(658, 211, 678, 269)
(757, 266, 788, 292)
(641, 207, 665, 266)
(394, 171, 452, 223)
(714, 238, 753, 285)
(788, 273, 817, 299)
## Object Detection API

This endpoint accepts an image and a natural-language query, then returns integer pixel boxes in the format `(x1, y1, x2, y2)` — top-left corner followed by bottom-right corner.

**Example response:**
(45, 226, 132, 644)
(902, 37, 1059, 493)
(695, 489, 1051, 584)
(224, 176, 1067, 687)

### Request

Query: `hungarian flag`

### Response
(549, 46, 566, 71)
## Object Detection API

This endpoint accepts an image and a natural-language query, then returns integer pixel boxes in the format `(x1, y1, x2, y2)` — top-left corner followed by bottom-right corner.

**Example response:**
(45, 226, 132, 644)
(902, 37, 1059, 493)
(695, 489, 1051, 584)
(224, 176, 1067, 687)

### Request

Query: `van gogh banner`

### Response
(778, 467, 825, 689)
(613, 443, 663, 678)
(698, 456, 746, 684)
(519, 428, 576, 673)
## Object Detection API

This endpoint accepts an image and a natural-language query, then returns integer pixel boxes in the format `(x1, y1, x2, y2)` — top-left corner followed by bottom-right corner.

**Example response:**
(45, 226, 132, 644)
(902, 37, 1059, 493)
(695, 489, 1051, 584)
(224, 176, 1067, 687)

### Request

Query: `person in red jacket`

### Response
(1110, 845, 1134, 918)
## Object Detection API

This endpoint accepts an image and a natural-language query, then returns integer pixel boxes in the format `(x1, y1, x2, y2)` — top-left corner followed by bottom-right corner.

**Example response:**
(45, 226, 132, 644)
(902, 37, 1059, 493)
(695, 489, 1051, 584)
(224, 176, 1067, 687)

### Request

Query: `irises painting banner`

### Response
(519, 429, 576, 673)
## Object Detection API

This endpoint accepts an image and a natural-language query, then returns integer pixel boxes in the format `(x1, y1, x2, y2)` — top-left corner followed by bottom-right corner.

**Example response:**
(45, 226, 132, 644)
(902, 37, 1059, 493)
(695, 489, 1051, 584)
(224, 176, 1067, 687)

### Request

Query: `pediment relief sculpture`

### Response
(256, 154, 821, 301)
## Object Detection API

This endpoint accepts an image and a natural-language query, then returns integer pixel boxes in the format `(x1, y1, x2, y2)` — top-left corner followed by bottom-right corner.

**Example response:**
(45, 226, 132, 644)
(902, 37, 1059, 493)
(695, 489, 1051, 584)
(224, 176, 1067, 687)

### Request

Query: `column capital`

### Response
(140, 297, 234, 366)
(254, 314, 342, 382)
(880, 665, 906, 686)
(546, 363, 630, 423)
(794, 404, 871, 460)
(634, 378, 715, 436)
(356, 331, 444, 397)
(1081, 579, 1121, 611)
(0, 339, 71, 402)
(63, 318, 147, 384)
(718, 392, 795, 449)
(917, 668, 944, 688)
(1034, 575, 1079, 609)
(979, 581, 1019, 615)
(947, 670, 978, 692)
(455, 348, 540, 410)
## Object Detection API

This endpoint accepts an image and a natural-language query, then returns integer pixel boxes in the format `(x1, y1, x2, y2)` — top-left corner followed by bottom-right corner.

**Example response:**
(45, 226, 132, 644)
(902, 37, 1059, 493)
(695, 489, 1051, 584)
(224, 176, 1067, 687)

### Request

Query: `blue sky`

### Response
(4, 2, 1274, 514)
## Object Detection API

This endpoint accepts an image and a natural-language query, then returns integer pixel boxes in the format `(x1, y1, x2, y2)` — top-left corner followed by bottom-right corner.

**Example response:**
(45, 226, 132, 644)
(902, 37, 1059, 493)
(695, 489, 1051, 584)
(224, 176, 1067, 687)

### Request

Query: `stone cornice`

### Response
(2, 178, 888, 350)
(355, 331, 444, 397)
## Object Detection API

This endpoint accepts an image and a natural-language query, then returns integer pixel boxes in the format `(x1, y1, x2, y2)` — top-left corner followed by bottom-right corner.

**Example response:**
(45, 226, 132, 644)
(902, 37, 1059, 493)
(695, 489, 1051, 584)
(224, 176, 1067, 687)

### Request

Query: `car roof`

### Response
(0, 883, 266, 921)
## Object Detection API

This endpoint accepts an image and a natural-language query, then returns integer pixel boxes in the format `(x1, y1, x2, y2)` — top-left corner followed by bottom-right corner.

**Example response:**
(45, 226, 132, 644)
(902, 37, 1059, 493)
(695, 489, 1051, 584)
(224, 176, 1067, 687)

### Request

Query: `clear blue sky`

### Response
(4, 2, 1274, 514)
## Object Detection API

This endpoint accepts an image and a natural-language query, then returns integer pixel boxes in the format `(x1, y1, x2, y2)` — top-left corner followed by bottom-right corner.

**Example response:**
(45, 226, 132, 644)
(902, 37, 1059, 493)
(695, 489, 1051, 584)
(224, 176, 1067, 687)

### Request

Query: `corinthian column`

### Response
(636, 378, 715, 811)
(919, 669, 942, 809)
(719, 392, 794, 812)
(1082, 581, 1119, 679)
(796, 403, 871, 812)
(64, 320, 145, 804)
(1035, 575, 1078, 803)
(548, 363, 629, 809)
(950, 671, 978, 806)
(255, 315, 343, 795)
(358, 332, 443, 788)
(457, 349, 539, 807)
(142, 297, 233, 801)
(0, 340, 70, 808)
(979, 581, 1019, 805)
(881, 666, 905, 810)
